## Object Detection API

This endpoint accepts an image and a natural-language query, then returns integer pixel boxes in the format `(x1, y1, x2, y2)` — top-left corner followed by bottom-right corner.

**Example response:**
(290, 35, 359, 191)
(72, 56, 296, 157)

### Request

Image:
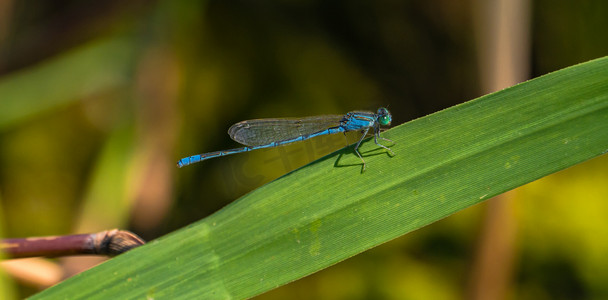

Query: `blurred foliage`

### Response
(0, 0, 606, 299)
(0, 198, 16, 299)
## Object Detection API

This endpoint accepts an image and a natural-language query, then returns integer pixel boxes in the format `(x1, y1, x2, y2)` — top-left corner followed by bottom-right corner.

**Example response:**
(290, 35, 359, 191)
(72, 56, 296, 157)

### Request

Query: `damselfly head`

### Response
(377, 107, 392, 126)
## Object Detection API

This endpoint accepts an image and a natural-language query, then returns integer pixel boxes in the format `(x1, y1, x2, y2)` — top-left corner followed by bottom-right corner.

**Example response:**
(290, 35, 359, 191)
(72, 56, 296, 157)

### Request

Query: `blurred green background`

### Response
(0, 0, 606, 299)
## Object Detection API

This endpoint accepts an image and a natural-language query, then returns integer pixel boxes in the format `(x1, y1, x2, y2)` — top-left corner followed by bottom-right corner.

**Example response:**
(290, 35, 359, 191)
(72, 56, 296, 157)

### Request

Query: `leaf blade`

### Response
(34, 56, 608, 299)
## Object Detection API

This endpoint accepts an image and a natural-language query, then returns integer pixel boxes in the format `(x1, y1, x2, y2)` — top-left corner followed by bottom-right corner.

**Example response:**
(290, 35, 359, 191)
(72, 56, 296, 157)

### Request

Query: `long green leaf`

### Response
(34, 56, 608, 299)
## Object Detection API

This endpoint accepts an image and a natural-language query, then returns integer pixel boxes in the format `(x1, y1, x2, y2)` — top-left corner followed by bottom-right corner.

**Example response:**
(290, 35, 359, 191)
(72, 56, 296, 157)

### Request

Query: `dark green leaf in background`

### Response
(0, 37, 135, 129)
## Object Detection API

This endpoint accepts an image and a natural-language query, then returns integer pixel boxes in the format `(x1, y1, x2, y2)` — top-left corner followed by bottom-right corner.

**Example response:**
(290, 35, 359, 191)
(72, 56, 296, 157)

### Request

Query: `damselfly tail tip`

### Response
(176, 159, 187, 168)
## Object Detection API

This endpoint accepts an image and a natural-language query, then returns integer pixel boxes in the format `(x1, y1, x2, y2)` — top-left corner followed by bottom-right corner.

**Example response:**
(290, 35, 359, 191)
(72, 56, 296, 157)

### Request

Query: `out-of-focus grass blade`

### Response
(0, 37, 135, 129)
(34, 56, 608, 299)
(77, 126, 135, 231)
(0, 196, 17, 300)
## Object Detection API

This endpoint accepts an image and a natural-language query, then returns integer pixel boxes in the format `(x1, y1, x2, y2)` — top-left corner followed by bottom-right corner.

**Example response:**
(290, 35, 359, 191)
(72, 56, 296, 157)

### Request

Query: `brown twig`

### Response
(0, 229, 145, 259)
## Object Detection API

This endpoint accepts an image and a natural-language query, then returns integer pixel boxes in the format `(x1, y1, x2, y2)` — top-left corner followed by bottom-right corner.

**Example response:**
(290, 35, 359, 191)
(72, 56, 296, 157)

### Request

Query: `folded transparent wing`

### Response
(228, 115, 345, 146)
